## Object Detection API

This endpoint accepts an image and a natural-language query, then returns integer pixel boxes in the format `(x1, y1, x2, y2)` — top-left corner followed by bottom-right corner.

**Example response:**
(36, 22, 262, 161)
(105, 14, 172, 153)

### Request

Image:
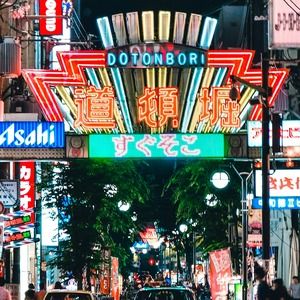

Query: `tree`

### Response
(38, 159, 149, 288)
(164, 160, 248, 271)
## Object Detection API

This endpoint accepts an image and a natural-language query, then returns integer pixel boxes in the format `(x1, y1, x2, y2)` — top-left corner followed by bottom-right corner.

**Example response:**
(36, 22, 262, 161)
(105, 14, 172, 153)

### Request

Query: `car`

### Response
(43, 289, 94, 300)
(134, 286, 196, 300)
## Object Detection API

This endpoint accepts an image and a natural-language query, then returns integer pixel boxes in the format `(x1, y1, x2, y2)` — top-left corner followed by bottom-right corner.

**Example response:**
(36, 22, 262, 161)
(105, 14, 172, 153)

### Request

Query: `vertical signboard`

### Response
(19, 162, 35, 211)
(209, 248, 232, 300)
(100, 248, 111, 295)
(111, 257, 120, 300)
(39, 0, 63, 36)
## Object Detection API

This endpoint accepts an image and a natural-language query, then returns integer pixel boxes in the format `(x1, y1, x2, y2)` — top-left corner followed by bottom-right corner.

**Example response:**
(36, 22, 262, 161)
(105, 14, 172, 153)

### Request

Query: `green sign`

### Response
(89, 134, 224, 158)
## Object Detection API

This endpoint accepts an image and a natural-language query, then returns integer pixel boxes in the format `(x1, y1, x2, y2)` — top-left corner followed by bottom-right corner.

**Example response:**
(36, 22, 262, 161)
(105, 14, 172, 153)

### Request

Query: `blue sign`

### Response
(0, 122, 65, 148)
(252, 197, 300, 209)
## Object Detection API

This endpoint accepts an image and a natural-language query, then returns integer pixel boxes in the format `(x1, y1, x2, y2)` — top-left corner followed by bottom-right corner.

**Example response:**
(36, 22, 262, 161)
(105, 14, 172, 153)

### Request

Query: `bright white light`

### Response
(104, 184, 118, 198)
(131, 212, 137, 221)
(205, 194, 218, 207)
(118, 201, 130, 212)
(211, 171, 230, 189)
(142, 249, 148, 254)
(179, 224, 188, 233)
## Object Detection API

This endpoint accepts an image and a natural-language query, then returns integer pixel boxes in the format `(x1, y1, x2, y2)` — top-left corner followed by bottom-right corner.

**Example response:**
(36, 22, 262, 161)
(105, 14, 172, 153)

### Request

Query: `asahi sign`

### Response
(0, 122, 64, 148)
(39, 0, 63, 36)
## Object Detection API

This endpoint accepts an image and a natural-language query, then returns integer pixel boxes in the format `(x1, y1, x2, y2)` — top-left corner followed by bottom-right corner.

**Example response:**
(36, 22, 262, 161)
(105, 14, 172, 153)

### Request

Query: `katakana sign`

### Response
(89, 134, 224, 158)
(252, 197, 300, 209)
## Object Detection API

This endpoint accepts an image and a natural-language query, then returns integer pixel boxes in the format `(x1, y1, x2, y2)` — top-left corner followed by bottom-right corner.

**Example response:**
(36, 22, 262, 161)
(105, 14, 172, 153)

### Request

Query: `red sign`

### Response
(4, 230, 31, 244)
(111, 257, 120, 300)
(209, 248, 232, 300)
(4, 214, 33, 228)
(19, 162, 35, 211)
(39, 0, 63, 36)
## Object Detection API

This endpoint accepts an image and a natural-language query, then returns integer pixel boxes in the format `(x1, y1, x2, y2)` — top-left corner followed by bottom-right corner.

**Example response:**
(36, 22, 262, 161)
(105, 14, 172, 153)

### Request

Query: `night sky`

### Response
(80, 0, 235, 36)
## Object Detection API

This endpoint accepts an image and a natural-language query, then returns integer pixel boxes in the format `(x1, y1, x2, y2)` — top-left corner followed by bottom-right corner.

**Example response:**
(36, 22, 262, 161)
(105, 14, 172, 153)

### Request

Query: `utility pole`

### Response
(261, 53, 270, 262)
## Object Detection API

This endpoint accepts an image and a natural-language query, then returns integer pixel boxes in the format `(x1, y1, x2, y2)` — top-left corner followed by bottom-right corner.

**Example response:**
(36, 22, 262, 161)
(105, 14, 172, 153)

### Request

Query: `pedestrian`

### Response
(25, 283, 36, 300)
(0, 278, 11, 300)
(289, 276, 300, 300)
(54, 281, 63, 289)
(36, 282, 46, 300)
(254, 265, 273, 300)
(272, 278, 290, 300)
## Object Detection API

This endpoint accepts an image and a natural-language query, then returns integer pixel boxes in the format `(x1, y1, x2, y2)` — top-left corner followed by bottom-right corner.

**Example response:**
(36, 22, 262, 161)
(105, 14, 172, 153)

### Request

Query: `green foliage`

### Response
(164, 160, 245, 257)
(38, 159, 149, 281)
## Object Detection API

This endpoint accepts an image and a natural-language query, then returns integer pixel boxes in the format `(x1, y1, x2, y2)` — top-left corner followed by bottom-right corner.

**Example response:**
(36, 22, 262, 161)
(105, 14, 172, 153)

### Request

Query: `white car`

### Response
(44, 290, 95, 300)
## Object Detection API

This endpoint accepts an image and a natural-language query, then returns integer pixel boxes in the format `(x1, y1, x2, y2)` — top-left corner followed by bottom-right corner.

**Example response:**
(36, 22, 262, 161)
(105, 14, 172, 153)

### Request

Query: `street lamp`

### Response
(210, 171, 230, 189)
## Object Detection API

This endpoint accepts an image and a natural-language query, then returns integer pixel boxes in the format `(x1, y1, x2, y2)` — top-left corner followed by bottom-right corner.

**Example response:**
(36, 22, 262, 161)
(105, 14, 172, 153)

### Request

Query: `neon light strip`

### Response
(181, 67, 204, 133)
(111, 68, 133, 133)
(56, 86, 77, 115)
(158, 68, 167, 87)
(173, 12, 187, 44)
(97, 68, 125, 133)
(142, 11, 154, 41)
(186, 14, 202, 46)
(97, 17, 114, 48)
(146, 69, 155, 88)
(211, 68, 227, 87)
(126, 12, 141, 43)
(86, 68, 101, 88)
(189, 67, 215, 132)
(199, 17, 218, 50)
(159, 11, 171, 41)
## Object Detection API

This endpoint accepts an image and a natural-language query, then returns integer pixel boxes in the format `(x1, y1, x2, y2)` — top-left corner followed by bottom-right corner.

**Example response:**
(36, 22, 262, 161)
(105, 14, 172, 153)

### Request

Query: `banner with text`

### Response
(89, 134, 224, 158)
(209, 248, 232, 300)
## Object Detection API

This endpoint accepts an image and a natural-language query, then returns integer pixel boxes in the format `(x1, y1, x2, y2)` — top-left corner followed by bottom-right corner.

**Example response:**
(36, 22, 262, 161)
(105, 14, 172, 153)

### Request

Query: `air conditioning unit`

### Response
(0, 37, 21, 78)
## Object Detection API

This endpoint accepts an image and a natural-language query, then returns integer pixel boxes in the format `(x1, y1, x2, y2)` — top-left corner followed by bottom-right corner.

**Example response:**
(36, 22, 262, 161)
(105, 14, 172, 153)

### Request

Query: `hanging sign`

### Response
(39, 0, 63, 36)
(209, 248, 232, 300)
(89, 133, 224, 158)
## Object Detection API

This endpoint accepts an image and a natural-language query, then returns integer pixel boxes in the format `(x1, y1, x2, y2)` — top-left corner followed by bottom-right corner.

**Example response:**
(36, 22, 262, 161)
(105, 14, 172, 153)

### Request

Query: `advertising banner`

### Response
(100, 248, 111, 295)
(39, 0, 63, 36)
(269, 0, 300, 48)
(247, 120, 300, 147)
(247, 207, 262, 247)
(0, 122, 65, 148)
(209, 248, 232, 300)
(255, 169, 300, 197)
(89, 134, 224, 158)
(111, 257, 120, 300)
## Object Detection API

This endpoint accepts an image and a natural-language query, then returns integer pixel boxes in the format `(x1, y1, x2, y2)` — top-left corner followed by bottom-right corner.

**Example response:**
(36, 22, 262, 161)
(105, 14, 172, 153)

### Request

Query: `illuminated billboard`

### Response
(39, 0, 63, 36)
(255, 169, 300, 197)
(89, 133, 224, 158)
(269, 0, 300, 48)
(0, 122, 64, 148)
(22, 11, 288, 141)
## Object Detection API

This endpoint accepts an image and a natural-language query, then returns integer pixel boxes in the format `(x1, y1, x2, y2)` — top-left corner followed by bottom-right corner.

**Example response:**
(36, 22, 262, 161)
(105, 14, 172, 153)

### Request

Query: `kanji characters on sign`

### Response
(74, 86, 115, 129)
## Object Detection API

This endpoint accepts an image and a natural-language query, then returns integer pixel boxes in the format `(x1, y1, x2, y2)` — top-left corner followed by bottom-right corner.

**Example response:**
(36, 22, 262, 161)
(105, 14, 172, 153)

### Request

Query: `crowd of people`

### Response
(254, 265, 300, 300)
